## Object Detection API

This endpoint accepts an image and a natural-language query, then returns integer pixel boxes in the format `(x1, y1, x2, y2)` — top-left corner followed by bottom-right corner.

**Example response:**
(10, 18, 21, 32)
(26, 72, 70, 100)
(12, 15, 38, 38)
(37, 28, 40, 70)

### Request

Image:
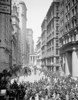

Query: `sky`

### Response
(23, 0, 53, 46)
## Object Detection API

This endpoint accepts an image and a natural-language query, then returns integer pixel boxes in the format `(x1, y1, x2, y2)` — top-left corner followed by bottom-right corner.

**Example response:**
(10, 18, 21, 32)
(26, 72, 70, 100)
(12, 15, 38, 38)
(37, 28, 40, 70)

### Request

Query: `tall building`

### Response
(0, 1, 12, 71)
(41, 17, 47, 68)
(18, 1, 27, 66)
(59, 0, 78, 77)
(26, 28, 34, 55)
(11, 2, 21, 67)
(41, 0, 60, 72)
(26, 28, 34, 66)
(25, 39, 30, 65)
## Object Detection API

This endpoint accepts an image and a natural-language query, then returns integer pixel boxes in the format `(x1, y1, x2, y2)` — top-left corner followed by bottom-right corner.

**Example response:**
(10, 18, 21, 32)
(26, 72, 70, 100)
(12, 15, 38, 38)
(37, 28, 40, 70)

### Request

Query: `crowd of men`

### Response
(0, 69, 78, 100)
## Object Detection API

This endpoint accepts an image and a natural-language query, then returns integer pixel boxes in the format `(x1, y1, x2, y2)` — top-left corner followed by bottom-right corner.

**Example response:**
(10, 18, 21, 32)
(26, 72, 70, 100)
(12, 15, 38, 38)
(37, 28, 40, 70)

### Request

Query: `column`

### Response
(65, 53, 70, 76)
(69, 35, 71, 42)
(72, 48, 78, 77)
(53, 57, 56, 72)
(72, 35, 74, 42)
(63, 38, 65, 44)
(62, 54, 65, 72)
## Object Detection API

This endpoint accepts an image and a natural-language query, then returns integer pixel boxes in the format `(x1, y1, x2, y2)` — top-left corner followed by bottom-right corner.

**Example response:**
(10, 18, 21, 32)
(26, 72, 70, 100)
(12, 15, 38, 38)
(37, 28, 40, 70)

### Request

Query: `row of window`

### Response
(60, 18, 77, 37)
(65, 0, 77, 13)
(47, 38, 59, 47)
(47, 4, 60, 19)
(47, 38, 56, 48)
(47, 46, 59, 55)
(47, 21, 59, 34)
(60, 5, 77, 26)
(46, 57, 59, 65)
(65, 18, 77, 32)
(47, 48, 59, 55)
(66, 2, 70, 12)
(47, 47, 54, 54)
(65, 0, 77, 5)
(60, 0, 78, 18)
(65, 6, 77, 23)
(47, 31, 57, 40)
(61, 34, 77, 46)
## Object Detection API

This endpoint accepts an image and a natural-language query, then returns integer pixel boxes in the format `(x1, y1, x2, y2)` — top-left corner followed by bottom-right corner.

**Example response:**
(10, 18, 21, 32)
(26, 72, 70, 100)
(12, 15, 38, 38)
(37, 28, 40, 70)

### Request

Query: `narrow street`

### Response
(0, 0, 78, 100)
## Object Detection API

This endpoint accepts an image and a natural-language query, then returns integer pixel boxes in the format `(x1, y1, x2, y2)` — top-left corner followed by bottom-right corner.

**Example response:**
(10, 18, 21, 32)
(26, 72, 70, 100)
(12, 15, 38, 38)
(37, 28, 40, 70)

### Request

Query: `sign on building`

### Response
(0, 0, 11, 14)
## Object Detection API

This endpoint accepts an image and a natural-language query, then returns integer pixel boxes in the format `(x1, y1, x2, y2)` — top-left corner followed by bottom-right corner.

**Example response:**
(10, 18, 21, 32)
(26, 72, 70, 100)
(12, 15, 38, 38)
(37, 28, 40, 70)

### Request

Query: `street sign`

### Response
(0, 5, 11, 14)
(0, 0, 11, 5)
(0, 0, 11, 14)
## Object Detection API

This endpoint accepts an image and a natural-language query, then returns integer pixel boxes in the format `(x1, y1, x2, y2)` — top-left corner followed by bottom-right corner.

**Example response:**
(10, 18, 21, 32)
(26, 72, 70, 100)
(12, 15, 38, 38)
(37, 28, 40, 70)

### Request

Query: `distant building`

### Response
(29, 52, 37, 67)
(25, 39, 30, 66)
(26, 28, 34, 55)
(59, 0, 78, 77)
(18, 1, 27, 66)
(11, 2, 21, 66)
(12, 1, 30, 67)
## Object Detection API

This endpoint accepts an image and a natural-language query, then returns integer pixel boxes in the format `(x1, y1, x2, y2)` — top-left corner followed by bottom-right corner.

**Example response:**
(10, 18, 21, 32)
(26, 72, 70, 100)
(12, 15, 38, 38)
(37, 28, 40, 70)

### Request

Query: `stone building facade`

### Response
(18, 1, 27, 67)
(41, 0, 60, 72)
(11, 2, 21, 67)
(59, 0, 78, 77)
(0, 4, 12, 71)
(41, 17, 47, 68)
